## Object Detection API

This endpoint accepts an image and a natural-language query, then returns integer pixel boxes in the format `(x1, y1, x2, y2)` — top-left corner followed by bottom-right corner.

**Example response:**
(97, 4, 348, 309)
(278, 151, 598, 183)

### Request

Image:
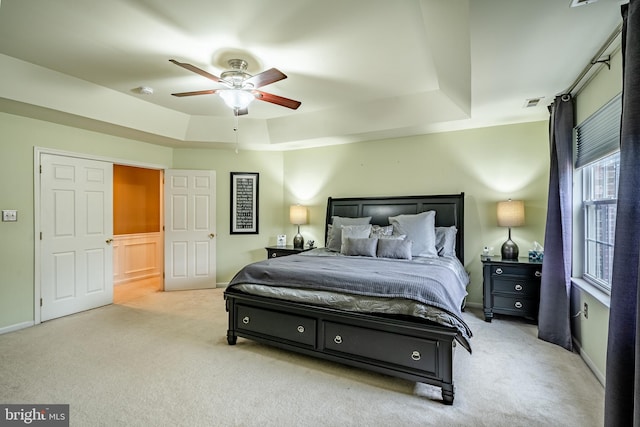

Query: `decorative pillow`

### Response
(326, 216, 371, 251)
(377, 238, 412, 260)
(370, 224, 393, 238)
(388, 211, 437, 257)
(379, 234, 406, 240)
(341, 224, 373, 247)
(435, 226, 457, 257)
(341, 237, 378, 257)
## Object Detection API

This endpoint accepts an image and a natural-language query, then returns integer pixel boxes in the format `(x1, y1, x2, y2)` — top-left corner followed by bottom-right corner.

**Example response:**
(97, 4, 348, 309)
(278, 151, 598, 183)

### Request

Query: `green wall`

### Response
(282, 121, 550, 304)
(0, 113, 173, 329)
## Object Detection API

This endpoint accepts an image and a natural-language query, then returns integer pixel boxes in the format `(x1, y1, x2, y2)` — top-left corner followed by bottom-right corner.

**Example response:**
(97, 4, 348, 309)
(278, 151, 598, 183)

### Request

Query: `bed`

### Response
(224, 193, 470, 404)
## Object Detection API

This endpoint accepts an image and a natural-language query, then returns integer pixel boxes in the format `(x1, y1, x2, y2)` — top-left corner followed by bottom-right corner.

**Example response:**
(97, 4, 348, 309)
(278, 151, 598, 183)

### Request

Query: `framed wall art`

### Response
(230, 172, 259, 234)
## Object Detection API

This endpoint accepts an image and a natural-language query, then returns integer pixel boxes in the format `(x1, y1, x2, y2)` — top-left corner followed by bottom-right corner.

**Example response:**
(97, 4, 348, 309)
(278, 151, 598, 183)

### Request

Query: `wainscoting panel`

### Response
(113, 233, 162, 284)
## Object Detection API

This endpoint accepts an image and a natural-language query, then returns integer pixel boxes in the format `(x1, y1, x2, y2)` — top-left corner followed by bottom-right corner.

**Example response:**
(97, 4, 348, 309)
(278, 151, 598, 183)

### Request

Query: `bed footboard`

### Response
(224, 288, 457, 405)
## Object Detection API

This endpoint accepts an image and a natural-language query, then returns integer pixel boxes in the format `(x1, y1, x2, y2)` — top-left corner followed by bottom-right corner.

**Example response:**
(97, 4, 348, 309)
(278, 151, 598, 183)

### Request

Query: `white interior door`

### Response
(164, 170, 216, 291)
(40, 154, 114, 321)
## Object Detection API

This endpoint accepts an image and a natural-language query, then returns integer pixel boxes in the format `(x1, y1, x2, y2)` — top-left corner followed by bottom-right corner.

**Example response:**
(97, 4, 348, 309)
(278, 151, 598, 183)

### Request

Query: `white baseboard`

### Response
(572, 337, 606, 387)
(0, 321, 34, 335)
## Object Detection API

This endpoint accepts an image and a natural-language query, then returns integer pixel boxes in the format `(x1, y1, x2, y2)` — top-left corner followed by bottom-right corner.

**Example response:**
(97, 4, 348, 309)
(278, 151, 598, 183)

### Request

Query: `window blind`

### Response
(575, 93, 622, 169)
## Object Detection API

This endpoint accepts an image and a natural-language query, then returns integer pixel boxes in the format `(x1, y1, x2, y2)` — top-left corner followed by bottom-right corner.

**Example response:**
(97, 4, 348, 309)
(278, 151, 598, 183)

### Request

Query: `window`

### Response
(574, 93, 621, 294)
(582, 152, 619, 292)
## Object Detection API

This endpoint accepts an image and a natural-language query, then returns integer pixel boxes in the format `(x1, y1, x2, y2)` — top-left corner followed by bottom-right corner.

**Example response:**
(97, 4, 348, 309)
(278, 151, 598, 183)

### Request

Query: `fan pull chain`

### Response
(234, 111, 239, 154)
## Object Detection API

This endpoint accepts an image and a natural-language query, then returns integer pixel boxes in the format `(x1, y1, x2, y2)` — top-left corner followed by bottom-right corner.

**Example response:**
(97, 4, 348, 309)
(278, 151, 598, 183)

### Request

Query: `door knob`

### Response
(105, 238, 113, 244)
(209, 233, 215, 239)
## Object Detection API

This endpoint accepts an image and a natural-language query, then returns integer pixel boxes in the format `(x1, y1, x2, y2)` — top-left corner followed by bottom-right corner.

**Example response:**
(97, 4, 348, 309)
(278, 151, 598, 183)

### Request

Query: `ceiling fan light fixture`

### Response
(218, 89, 255, 110)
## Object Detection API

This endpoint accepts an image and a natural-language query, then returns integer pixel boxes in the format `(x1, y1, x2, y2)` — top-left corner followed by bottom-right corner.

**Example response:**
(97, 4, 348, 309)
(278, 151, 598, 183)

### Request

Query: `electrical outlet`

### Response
(583, 302, 589, 319)
(2, 210, 17, 222)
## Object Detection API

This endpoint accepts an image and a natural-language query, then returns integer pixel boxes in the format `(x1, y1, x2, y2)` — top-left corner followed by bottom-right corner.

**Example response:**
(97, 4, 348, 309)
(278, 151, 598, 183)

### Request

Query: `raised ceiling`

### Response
(0, 0, 624, 150)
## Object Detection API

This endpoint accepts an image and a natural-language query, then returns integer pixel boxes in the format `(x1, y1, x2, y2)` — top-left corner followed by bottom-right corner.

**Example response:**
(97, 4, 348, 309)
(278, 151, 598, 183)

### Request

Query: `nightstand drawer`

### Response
(492, 278, 539, 297)
(268, 249, 293, 258)
(492, 295, 538, 317)
(236, 305, 316, 347)
(265, 246, 315, 258)
(490, 265, 541, 279)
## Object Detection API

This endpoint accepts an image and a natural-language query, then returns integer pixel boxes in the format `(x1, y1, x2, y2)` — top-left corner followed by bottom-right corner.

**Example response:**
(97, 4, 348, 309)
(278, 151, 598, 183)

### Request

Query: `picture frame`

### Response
(230, 172, 259, 234)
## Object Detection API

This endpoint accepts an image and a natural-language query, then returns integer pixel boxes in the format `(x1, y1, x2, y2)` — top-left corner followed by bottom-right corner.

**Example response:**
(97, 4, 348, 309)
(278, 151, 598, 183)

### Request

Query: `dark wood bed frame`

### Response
(224, 193, 465, 404)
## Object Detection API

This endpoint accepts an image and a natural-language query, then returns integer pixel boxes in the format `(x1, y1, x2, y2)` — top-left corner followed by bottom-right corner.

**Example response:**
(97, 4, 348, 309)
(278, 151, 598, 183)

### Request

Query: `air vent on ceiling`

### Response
(524, 97, 544, 108)
(570, 0, 598, 7)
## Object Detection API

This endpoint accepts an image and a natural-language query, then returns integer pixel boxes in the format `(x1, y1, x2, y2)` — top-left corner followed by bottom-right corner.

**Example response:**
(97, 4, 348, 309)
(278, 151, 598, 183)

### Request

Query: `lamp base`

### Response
(501, 239, 519, 260)
(293, 233, 304, 249)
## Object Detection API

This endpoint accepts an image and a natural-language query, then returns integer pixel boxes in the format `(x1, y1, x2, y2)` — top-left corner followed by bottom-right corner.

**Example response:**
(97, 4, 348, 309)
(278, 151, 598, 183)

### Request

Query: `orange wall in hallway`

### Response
(113, 165, 161, 235)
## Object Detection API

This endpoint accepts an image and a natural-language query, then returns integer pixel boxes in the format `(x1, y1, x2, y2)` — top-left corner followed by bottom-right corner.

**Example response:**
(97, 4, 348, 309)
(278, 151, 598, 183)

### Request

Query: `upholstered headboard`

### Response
(325, 193, 465, 263)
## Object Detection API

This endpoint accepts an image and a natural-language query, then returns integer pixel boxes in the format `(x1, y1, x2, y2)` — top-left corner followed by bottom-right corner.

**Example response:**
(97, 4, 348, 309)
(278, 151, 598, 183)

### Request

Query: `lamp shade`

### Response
(289, 205, 308, 225)
(497, 200, 525, 227)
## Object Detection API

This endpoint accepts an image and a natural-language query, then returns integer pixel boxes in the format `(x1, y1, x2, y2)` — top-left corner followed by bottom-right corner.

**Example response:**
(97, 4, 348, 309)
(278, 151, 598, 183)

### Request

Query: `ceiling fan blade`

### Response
(254, 90, 301, 110)
(245, 68, 287, 88)
(169, 59, 222, 83)
(171, 89, 218, 97)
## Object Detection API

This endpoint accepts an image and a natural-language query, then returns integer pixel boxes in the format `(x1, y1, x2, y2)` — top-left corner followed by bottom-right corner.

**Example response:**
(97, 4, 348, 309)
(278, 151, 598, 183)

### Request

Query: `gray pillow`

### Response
(377, 238, 412, 260)
(341, 224, 372, 247)
(326, 216, 371, 251)
(341, 237, 378, 257)
(435, 226, 457, 257)
(388, 211, 437, 257)
(379, 234, 406, 240)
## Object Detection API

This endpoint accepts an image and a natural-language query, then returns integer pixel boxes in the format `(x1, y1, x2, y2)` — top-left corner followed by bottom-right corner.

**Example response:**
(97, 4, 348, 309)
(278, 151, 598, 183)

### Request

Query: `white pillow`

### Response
(388, 211, 437, 257)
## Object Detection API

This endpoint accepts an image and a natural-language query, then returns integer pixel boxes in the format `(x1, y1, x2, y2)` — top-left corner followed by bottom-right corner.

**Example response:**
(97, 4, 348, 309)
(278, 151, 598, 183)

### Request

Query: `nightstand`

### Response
(265, 245, 315, 259)
(481, 256, 542, 323)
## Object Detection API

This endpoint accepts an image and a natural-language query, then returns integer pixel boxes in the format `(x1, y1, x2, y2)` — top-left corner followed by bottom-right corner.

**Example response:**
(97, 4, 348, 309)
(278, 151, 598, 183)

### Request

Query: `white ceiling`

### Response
(0, 0, 625, 151)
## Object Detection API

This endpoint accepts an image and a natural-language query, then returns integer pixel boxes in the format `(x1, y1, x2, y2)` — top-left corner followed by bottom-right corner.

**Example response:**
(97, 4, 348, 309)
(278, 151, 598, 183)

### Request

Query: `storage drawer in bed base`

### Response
(224, 288, 458, 405)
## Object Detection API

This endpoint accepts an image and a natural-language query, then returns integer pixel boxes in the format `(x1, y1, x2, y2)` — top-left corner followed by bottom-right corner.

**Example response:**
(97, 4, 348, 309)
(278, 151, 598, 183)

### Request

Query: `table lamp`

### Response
(497, 199, 525, 260)
(289, 205, 308, 249)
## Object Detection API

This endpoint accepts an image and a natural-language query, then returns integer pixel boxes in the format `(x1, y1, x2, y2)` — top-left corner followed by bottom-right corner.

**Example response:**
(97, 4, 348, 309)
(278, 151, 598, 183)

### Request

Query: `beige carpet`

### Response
(0, 288, 603, 426)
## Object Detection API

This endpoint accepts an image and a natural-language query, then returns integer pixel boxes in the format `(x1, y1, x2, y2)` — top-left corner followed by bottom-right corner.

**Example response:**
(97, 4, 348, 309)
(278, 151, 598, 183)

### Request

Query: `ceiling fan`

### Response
(169, 58, 301, 116)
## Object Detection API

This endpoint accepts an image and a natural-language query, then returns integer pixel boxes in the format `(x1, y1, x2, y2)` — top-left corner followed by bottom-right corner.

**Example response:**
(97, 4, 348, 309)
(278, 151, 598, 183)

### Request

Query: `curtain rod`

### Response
(564, 22, 623, 96)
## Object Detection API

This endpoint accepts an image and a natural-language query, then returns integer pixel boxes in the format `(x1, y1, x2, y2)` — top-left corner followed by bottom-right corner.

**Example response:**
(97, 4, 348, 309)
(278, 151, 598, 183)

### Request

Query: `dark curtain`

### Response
(537, 95, 574, 351)
(605, 2, 640, 426)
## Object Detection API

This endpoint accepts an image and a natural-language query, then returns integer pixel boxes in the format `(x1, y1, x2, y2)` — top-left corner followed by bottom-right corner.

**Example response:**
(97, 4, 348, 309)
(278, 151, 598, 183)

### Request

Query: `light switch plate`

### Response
(2, 210, 17, 222)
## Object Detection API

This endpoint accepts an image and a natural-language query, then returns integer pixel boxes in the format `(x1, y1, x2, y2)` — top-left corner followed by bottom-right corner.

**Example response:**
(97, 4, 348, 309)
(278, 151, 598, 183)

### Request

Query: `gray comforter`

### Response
(228, 250, 473, 351)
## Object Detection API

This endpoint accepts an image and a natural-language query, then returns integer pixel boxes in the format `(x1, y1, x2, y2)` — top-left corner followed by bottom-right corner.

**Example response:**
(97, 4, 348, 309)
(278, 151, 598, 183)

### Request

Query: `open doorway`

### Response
(112, 165, 163, 304)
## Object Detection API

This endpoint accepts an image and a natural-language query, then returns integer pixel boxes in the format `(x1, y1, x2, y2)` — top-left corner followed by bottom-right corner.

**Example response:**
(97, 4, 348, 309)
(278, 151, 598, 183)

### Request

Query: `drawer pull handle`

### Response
(411, 351, 421, 361)
(271, 253, 277, 258)
(242, 316, 250, 324)
(535, 270, 542, 278)
(297, 325, 305, 333)
(334, 335, 343, 344)
(515, 284, 523, 291)
(495, 268, 503, 275)
(515, 301, 523, 309)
